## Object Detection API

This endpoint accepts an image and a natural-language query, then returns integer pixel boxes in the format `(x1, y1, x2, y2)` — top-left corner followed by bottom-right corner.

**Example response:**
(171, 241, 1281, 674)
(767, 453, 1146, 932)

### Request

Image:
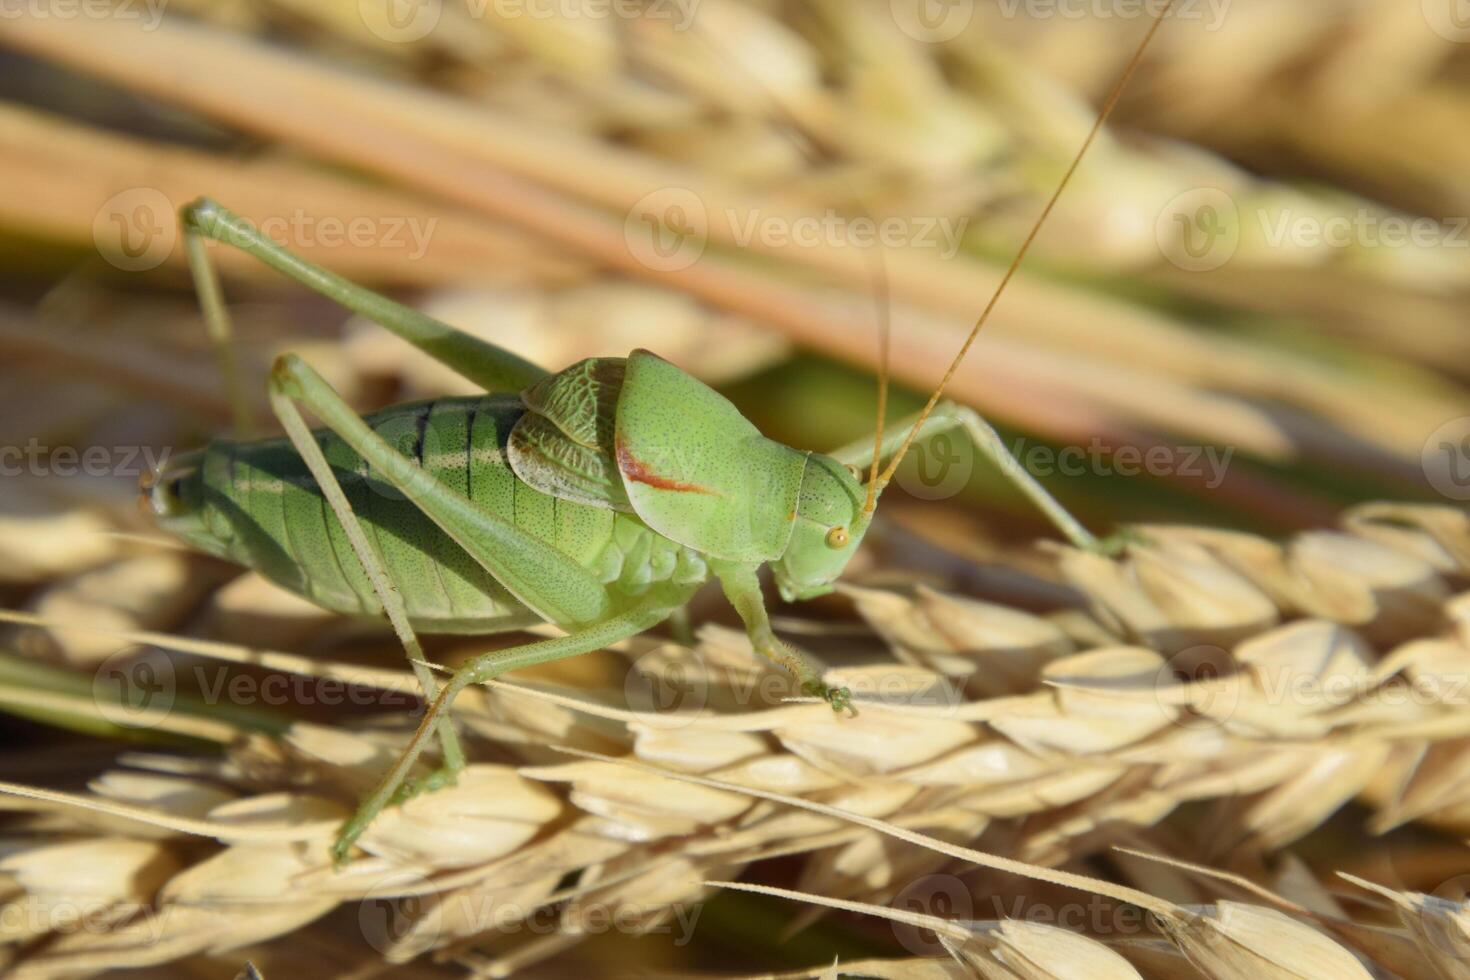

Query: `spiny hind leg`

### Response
(267, 353, 656, 859)
(831, 401, 1107, 554)
(270, 354, 615, 627)
(330, 601, 674, 865)
(265, 358, 468, 827)
(179, 198, 548, 396)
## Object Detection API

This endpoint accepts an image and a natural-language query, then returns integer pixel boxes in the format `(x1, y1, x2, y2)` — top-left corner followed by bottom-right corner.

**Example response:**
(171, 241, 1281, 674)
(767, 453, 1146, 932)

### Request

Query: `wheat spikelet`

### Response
(0, 496, 1467, 975)
(0, 1, 1467, 975)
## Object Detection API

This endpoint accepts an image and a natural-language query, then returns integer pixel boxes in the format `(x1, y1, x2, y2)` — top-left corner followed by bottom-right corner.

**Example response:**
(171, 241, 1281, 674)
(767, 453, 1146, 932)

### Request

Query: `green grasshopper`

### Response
(142, 10, 1171, 865)
(144, 200, 1090, 862)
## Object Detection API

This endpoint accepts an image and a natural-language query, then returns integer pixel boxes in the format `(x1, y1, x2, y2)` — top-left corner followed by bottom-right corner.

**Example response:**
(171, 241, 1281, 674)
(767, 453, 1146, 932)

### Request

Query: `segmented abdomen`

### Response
(197, 396, 692, 634)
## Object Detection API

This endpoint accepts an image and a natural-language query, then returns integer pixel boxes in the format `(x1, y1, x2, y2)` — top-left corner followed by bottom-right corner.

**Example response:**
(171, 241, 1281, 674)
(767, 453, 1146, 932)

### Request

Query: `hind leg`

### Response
(179, 197, 548, 409)
(263, 360, 468, 820)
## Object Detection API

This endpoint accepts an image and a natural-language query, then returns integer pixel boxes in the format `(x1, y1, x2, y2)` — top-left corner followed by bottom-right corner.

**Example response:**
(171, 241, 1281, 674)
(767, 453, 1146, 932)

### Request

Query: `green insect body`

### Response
(130, 0, 1164, 874)
(151, 349, 869, 637)
(142, 196, 1102, 863)
(155, 394, 700, 633)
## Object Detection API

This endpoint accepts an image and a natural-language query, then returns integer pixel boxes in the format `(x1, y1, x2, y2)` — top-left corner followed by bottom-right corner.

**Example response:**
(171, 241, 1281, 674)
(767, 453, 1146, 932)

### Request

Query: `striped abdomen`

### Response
(193, 396, 703, 633)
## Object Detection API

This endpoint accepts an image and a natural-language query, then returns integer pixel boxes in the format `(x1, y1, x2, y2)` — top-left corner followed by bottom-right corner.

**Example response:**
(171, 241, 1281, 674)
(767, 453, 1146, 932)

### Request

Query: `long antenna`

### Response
(863, 262, 890, 514)
(871, 0, 1175, 495)
(679, 16, 895, 514)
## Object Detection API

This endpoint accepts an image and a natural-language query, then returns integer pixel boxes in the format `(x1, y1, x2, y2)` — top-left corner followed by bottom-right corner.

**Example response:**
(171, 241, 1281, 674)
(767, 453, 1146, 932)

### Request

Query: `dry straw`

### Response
(2, 0, 1466, 478)
(0, 1, 1466, 977)
(1, 501, 1469, 975)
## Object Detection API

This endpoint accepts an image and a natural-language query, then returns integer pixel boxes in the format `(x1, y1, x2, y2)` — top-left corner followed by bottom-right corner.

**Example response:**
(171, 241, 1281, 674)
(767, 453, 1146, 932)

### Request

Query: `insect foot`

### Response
(805, 680, 857, 718)
(330, 764, 462, 868)
(330, 831, 355, 869)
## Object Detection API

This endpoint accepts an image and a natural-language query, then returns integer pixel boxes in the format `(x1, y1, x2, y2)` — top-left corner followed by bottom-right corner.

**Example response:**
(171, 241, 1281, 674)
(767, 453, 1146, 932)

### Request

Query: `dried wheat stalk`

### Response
(0, 3, 1467, 977)
(1, 500, 1468, 976)
(3, 1, 1465, 471)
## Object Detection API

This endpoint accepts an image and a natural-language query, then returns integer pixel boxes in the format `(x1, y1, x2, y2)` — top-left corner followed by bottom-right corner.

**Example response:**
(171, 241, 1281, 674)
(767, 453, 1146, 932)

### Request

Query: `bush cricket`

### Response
(141, 6, 1173, 864)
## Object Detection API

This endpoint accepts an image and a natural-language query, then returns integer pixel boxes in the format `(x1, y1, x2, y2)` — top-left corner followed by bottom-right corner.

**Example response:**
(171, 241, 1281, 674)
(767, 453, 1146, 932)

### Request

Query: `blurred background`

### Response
(2, 0, 1468, 559)
(1, 0, 1469, 976)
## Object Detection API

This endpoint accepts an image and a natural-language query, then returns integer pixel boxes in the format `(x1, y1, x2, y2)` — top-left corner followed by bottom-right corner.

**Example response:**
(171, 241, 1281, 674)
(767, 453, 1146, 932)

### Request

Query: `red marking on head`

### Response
(616, 439, 719, 495)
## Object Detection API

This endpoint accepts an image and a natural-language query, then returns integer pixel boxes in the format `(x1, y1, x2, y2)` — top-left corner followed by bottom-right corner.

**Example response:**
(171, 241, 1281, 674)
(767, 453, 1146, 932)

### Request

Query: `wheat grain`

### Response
(4, 498, 1470, 973)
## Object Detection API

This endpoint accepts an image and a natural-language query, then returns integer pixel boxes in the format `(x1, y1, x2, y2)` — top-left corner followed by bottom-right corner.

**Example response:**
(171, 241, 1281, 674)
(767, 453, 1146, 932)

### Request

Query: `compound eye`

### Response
(825, 526, 850, 549)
